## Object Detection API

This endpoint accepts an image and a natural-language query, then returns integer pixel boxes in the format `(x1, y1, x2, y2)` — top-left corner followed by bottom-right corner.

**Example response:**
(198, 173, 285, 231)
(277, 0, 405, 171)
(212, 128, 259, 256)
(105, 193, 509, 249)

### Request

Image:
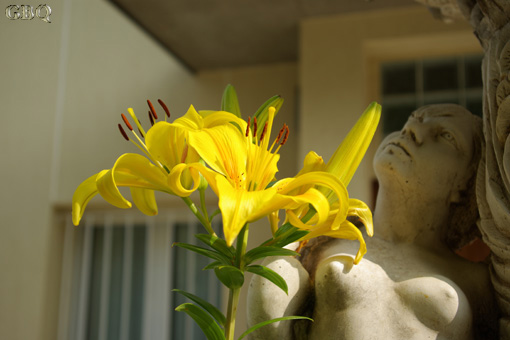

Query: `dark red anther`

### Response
(275, 126, 285, 144)
(260, 122, 268, 141)
(121, 113, 133, 131)
(281, 125, 289, 145)
(246, 117, 251, 137)
(148, 110, 155, 126)
(253, 117, 258, 136)
(147, 100, 158, 119)
(118, 124, 129, 141)
(158, 99, 171, 118)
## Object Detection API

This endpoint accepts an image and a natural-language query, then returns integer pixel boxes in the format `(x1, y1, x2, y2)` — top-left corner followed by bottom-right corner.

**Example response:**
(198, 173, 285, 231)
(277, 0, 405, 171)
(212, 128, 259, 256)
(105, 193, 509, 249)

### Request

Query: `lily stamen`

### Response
(158, 99, 171, 119)
(259, 123, 268, 142)
(118, 124, 129, 141)
(147, 99, 158, 120)
(269, 125, 285, 153)
(282, 125, 289, 145)
(128, 108, 146, 137)
(246, 117, 251, 137)
(121, 113, 133, 131)
(148, 111, 155, 126)
(120, 111, 166, 174)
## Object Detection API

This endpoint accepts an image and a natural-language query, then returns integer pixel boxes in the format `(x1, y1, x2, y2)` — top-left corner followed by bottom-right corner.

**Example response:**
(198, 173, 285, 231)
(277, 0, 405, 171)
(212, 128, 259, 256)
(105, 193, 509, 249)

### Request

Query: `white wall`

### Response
(1, 1, 64, 339)
(0, 1, 298, 339)
(0, 0, 297, 340)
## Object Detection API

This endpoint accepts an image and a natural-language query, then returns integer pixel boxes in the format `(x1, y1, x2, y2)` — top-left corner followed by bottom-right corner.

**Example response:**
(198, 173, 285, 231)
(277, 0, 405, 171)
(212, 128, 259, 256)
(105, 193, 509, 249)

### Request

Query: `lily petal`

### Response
(188, 124, 248, 181)
(145, 122, 190, 169)
(95, 153, 169, 209)
(297, 151, 326, 177)
(216, 176, 292, 245)
(72, 173, 100, 226)
(172, 105, 204, 130)
(322, 220, 367, 264)
(168, 163, 201, 196)
(348, 198, 374, 237)
(131, 187, 158, 216)
(280, 171, 349, 229)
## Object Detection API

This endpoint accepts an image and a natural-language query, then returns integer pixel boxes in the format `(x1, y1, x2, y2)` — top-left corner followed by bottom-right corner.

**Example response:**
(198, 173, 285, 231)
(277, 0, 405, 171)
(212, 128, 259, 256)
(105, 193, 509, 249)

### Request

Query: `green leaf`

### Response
(253, 95, 284, 138)
(273, 230, 309, 248)
(263, 223, 309, 248)
(237, 315, 313, 340)
(203, 260, 223, 270)
(273, 222, 295, 238)
(221, 84, 241, 117)
(175, 303, 226, 340)
(195, 234, 236, 258)
(245, 265, 288, 294)
(214, 265, 244, 289)
(244, 246, 298, 265)
(173, 242, 230, 265)
(173, 289, 226, 326)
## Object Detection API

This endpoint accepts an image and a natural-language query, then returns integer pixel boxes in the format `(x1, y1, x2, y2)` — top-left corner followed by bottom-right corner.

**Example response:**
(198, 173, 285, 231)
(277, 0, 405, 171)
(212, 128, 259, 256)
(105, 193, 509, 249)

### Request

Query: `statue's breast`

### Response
(312, 254, 473, 339)
(396, 275, 472, 335)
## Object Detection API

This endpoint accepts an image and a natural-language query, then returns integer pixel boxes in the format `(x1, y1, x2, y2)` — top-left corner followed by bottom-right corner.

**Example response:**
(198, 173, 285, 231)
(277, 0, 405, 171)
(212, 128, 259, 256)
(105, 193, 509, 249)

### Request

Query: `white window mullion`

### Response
(167, 213, 176, 339)
(185, 215, 197, 340)
(119, 216, 134, 340)
(153, 219, 172, 339)
(98, 216, 113, 340)
(57, 216, 75, 340)
(76, 217, 94, 340)
(143, 219, 155, 340)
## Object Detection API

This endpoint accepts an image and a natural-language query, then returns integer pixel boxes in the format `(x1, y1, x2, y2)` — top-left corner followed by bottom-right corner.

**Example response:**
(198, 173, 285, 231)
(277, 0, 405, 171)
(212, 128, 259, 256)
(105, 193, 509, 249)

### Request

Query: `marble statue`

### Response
(247, 104, 498, 339)
(414, 1, 510, 338)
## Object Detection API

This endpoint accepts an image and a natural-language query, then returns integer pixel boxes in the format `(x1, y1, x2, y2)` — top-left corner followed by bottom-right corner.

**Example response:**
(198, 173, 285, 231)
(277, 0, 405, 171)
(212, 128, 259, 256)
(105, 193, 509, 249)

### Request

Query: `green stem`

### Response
(225, 224, 250, 340)
(199, 189, 210, 224)
(181, 197, 216, 236)
(225, 287, 241, 340)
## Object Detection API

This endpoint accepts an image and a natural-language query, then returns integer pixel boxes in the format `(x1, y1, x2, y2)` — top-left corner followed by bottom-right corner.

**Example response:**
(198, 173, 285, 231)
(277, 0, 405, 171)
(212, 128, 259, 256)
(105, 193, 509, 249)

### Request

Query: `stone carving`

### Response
(421, 1, 510, 338)
(413, 0, 465, 22)
(247, 104, 498, 339)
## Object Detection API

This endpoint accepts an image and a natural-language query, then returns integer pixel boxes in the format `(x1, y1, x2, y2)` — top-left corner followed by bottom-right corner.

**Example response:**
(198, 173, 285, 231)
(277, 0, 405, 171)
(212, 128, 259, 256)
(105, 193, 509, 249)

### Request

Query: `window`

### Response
(58, 209, 223, 340)
(381, 54, 483, 134)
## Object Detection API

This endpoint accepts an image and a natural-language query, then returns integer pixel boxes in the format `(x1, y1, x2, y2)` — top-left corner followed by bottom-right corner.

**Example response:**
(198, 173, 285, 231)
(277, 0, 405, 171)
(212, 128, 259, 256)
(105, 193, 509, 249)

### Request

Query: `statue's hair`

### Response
(426, 105, 484, 251)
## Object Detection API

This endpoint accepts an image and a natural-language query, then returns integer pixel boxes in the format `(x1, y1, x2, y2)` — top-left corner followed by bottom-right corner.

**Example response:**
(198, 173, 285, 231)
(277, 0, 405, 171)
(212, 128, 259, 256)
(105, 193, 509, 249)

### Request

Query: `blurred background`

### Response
(0, 0, 483, 339)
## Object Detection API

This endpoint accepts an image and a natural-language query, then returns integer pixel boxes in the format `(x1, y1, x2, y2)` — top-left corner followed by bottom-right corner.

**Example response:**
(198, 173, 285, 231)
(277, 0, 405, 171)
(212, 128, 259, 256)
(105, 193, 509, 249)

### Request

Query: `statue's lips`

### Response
(386, 142, 411, 157)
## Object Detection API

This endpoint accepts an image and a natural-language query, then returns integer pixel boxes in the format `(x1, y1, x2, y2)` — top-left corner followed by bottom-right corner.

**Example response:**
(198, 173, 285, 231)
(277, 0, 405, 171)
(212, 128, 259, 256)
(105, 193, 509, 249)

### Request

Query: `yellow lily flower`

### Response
(286, 102, 381, 263)
(72, 103, 236, 226)
(185, 107, 350, 246)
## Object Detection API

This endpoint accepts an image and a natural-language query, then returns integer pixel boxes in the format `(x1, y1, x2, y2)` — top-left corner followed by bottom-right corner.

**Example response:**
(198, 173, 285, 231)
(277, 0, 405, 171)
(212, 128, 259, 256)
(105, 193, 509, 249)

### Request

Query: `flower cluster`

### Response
(72, 87, 380, 339)
(73, 91, 380, 263)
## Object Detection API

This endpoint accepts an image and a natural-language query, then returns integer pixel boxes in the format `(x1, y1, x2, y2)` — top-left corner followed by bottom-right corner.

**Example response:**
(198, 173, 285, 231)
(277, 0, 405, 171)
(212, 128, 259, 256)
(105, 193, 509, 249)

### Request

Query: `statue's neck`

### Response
(373, 184, 450, 253)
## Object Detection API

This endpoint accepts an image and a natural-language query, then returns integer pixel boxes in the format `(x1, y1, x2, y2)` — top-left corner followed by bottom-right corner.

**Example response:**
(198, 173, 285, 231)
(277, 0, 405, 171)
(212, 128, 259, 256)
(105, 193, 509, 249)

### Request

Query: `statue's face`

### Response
(374, 105, 476, 201)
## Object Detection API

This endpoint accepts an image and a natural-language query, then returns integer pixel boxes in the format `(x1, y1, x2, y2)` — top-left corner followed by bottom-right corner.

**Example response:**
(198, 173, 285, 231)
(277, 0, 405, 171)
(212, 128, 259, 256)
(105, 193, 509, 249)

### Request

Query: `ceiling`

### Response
(108, 0, 421, 72)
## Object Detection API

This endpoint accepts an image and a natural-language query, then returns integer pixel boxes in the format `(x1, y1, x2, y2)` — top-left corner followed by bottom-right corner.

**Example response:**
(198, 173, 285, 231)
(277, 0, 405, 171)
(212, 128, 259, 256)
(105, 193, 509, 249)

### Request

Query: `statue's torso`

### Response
(307, 237, 484, 340)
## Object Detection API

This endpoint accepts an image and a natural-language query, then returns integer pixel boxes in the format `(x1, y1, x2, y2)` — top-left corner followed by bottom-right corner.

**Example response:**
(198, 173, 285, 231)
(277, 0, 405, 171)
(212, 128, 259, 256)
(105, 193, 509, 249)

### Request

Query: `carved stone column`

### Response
(417, 1, 510, 338)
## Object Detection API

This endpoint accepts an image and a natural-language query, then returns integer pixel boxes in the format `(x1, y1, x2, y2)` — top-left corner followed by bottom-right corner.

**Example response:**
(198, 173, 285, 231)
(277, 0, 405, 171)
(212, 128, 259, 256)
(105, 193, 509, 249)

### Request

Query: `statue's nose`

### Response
(401, 120, 424, 146)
